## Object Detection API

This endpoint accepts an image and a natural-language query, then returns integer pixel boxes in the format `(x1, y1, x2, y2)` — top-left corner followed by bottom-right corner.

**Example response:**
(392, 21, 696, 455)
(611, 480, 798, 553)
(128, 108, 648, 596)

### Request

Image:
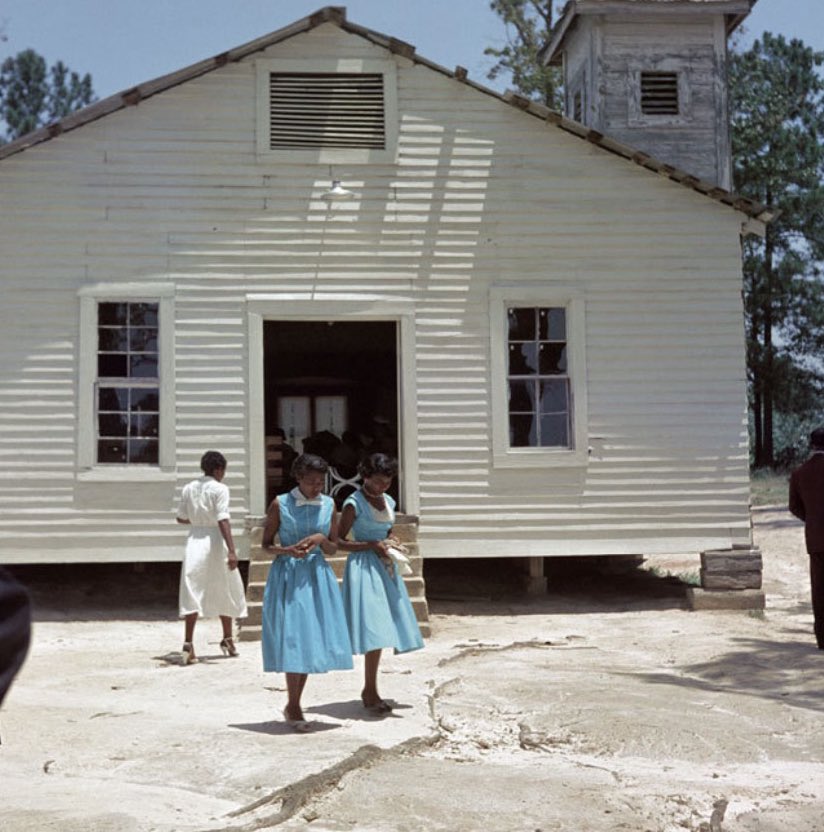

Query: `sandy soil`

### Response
(1, 507, 822, 832)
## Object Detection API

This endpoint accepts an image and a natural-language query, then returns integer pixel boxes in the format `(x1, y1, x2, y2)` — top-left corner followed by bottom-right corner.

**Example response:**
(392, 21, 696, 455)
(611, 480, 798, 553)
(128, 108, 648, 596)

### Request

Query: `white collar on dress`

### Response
(290, 487, 323, 507)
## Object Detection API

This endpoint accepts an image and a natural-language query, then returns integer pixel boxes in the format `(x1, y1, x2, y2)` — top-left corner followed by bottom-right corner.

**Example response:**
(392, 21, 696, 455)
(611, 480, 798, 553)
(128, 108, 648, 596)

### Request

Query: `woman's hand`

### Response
(227, 550, 239, 570)
(296, 533, 326, 554)
(372, 539, 391, 558)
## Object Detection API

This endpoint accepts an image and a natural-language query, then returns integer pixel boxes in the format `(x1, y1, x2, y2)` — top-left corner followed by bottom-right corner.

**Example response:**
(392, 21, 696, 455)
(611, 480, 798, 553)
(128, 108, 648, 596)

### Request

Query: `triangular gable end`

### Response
(0, 4, 771, 225)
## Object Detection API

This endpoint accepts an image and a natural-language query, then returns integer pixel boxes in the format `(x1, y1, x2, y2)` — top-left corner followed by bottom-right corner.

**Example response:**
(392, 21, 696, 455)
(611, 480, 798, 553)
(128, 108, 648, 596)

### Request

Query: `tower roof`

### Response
(543, 0, 758, 66)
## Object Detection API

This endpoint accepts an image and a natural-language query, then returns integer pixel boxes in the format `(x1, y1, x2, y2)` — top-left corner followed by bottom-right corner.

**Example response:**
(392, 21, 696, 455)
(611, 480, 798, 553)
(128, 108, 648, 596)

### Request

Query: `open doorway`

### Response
(263, 320, 398, 507)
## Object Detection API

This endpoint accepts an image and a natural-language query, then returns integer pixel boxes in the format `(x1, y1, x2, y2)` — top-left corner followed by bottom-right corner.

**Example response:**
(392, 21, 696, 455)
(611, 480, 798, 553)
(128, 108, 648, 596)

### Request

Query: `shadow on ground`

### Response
(630, 635, 824, 712)
(425, 556, 690, 616)
(6, 562, 246, 622)
(9, 557, 690, 622)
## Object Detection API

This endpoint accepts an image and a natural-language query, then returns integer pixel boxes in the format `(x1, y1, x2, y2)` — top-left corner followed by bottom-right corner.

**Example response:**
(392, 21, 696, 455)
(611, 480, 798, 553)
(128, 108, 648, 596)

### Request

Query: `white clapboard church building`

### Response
(0, 2, 768, 613)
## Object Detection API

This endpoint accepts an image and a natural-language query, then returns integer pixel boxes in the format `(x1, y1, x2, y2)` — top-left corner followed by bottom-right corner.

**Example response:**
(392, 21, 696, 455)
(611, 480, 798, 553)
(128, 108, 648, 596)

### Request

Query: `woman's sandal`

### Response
(181, 642, 198, 665)
(220, 637, 238, 657)
(361, 693, 393, 714)
(283, 707, 311, 733)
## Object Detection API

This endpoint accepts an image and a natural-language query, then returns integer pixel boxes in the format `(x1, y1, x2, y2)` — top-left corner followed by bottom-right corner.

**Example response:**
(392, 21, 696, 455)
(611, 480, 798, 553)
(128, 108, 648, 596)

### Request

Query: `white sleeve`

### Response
(176, 484, 190, 521)
(213, 483, 231, 522)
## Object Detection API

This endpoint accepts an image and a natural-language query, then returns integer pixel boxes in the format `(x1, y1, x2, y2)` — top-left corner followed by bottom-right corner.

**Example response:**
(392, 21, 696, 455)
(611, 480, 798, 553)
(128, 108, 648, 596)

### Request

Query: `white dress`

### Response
(177, 476, 247, 619)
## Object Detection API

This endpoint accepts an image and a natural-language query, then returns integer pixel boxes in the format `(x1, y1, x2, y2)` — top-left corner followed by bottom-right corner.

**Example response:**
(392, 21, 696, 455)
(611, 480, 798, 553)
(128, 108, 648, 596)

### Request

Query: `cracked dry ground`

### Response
(239, 626, 824, 832)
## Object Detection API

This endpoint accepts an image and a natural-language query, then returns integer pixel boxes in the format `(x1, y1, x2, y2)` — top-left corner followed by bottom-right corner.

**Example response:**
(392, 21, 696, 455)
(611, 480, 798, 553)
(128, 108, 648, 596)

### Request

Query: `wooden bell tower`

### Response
(543, 0, 757, 190)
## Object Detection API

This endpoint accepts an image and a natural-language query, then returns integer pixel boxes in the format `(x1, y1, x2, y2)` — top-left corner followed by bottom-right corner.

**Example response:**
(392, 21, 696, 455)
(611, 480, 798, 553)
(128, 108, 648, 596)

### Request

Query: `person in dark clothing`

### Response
(0, 567, 32, 742)
(789, 427, 824, 650)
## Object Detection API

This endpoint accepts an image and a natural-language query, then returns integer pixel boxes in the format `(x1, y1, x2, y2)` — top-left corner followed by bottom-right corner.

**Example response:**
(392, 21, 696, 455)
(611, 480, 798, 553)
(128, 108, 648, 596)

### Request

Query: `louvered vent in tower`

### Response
(268, 73, 386, 150)
(640, 71, 679, 115)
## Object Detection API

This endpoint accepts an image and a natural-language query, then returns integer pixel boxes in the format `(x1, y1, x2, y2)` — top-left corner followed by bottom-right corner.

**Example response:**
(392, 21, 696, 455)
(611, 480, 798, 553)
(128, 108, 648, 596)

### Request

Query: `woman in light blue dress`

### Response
(339, 454, 423, 713)
(261, 454, 353, 732)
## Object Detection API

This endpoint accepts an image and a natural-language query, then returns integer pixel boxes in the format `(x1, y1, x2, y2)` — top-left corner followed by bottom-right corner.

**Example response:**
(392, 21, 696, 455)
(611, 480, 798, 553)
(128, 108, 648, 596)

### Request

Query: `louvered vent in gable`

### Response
(640, 71, 679, 115)
(269, 72, 385, 150)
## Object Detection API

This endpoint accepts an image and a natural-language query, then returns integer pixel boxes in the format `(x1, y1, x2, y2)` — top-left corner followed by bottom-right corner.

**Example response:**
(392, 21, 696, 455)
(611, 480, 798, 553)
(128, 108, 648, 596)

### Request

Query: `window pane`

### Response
(98, 387, 129, 411)
(540, 414, 569, 447)
(131, 388, 159, 411)
(539, 343, 567, 375)
(98, 354, 128, 377)
(129, 439, 159, 464)
(129, 303, 158, 327)
(129, 328, 158, 352)
(95, 301, 162, 465)
(130, 354, 158, 377)
(99, 413, 128, 436)
(98, 439, 127, 463)
(508, 343, 538, 375)
(98, 328, 128, 351)
(508, 307, 536, 341)
(508, 380, 535, 413)
(130, 413, 159, 438)
(509, 414, 536, 447)
(98, 302, 128, 325)
(540, 379, 569, 413)
(538, 307, 566, 341)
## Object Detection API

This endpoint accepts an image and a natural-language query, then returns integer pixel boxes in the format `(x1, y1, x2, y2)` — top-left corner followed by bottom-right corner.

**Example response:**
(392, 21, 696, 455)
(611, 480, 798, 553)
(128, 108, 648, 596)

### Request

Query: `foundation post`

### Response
(526, 556, 547, 595)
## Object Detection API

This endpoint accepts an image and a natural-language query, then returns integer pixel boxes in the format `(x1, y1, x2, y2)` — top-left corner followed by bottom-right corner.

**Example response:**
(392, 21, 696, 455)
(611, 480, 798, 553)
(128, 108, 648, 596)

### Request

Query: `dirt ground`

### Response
(1, 506, 822, 832)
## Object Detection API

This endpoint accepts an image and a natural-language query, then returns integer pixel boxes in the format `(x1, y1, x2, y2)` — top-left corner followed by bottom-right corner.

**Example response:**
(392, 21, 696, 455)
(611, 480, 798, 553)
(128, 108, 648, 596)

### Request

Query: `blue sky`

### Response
(1, 0, 822, 101)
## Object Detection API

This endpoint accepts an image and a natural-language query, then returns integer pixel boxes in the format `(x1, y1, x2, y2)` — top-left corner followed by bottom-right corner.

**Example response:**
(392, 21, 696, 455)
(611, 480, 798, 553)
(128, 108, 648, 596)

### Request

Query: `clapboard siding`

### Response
(0, 22, 754, 564)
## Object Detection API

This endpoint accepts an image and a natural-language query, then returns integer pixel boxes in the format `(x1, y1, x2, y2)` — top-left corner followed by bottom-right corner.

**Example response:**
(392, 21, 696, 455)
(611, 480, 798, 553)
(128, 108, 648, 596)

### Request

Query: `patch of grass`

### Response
(644, 564, 701, 586)
(750, 469, 790, 507)
(747, 608, 766, 620)
(675, 570, 701, 587)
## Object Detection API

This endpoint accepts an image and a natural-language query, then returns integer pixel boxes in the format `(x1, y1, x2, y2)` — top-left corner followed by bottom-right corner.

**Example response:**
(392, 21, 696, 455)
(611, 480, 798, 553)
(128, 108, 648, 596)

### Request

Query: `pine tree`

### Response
(730, 34, 824, 468)
(0, 49, 95, 142)
(485, 0, 562, 109)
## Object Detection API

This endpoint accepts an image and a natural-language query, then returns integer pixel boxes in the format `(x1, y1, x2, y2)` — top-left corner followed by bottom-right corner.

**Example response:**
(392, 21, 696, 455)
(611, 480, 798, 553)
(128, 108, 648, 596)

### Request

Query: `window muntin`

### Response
(506, 307, 571, 449)
(95, 301, 160, 464)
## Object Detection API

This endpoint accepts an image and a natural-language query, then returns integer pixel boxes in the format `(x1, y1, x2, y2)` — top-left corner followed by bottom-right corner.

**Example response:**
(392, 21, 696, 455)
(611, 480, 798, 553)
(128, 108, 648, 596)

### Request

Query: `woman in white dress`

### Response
(176, 450, 247, 664)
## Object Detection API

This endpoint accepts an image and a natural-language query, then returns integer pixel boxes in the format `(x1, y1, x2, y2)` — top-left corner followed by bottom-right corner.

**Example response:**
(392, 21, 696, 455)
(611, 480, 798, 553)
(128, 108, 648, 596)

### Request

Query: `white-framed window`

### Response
(78, 284, 176, 479)
(255, 58, 398, 164)
(628, 60, 692, 126)
(489, 286, 588, 468)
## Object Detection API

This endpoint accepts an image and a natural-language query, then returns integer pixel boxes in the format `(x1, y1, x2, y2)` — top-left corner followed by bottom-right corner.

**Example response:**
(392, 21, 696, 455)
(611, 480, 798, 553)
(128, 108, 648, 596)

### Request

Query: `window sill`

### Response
(77, 467, 178, 483)
(492, 449, 589, 469)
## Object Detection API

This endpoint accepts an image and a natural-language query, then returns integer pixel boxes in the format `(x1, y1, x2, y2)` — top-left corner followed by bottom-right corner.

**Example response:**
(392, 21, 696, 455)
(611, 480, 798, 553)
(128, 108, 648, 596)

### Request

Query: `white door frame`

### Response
(246, 294, 418, 516)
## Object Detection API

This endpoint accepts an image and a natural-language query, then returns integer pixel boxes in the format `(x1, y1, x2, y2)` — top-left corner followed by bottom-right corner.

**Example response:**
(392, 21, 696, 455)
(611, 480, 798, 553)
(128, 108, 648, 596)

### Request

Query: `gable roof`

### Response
(0, 5, 772, 224)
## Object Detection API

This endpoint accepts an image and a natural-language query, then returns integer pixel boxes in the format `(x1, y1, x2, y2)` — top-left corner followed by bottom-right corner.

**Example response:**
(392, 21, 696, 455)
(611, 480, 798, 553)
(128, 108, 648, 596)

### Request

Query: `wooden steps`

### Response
(239, 513, 430, 642)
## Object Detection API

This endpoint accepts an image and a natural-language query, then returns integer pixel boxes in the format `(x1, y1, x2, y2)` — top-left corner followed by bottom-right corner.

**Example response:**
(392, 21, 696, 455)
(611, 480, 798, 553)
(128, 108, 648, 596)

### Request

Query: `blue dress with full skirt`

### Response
(261, 491, 353, 674)
(341, 489, 424, 655)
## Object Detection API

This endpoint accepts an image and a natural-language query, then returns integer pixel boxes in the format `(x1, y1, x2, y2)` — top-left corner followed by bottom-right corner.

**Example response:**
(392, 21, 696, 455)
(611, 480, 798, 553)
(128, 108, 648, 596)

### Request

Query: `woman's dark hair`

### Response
(358, 453, 398, 479)
(291, 453, 329, 479)
(200, 450, 227, 476)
